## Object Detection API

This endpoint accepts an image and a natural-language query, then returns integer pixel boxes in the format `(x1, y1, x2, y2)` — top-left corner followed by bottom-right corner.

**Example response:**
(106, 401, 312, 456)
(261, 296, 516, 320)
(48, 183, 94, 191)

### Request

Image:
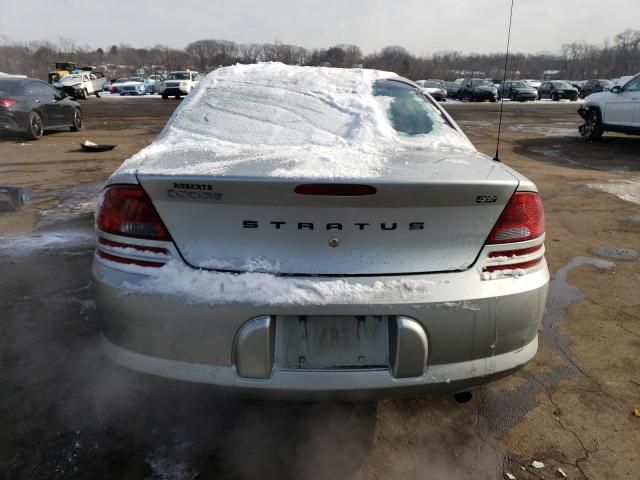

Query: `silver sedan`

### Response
(93, 64, 548, 399)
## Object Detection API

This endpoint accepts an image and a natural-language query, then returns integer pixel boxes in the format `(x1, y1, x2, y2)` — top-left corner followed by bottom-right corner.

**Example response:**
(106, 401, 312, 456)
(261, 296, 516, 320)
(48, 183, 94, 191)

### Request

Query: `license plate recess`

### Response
(275, 315, 389, 370)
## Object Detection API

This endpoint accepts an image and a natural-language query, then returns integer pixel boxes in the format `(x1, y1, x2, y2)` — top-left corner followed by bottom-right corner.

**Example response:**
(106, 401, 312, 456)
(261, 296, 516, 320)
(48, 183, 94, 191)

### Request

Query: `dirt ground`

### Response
(0, 97, 638, 480)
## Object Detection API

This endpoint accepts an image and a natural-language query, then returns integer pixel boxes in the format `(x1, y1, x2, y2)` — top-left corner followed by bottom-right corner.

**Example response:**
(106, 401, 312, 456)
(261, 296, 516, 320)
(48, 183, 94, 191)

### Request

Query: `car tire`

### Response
(174, 95, 181, 99)
(70, 108, 83, 132)
(162, 94, 168, 100)
(581, 108, 604, 141)
(80, 89, 88, 100)
(95, 91, 100, 98)
(25, 111, 44, 140)
(552, 93, 560, 101)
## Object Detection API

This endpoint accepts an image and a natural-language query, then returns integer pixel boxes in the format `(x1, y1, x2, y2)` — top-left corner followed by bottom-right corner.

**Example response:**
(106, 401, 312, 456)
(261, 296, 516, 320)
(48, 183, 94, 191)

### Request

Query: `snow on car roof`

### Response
(118, 62, 474, 180)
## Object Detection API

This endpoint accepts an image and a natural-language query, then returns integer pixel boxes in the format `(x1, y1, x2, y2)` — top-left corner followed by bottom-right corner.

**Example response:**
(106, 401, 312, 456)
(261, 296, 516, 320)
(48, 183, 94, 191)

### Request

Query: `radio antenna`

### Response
(494, 0, 515, 162)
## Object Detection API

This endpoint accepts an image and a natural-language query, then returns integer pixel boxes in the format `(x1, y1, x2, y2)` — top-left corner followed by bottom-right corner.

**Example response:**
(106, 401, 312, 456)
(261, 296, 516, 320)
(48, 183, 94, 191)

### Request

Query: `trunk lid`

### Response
(137, 149, 519, 275)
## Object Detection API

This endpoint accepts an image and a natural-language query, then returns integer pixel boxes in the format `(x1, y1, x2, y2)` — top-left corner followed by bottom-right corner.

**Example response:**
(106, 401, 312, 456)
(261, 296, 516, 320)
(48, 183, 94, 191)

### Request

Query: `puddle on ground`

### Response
(591, 245, 639, 261)
(30, 181, 104, 227)
(480, 256, 614, 434)
(509, 125, 578, 137)
(530, 147, 631, 172)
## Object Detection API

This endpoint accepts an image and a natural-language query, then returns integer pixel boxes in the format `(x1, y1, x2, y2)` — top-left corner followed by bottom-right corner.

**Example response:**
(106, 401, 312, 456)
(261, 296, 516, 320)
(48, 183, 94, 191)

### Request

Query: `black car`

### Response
(579, 79, 614, 98)
(498, 80, 537, 101)
(537, 81, 579, 101)
(0, 76, 82, 140)
(444, 81, 460, 99)
(458, 78, 497, 102)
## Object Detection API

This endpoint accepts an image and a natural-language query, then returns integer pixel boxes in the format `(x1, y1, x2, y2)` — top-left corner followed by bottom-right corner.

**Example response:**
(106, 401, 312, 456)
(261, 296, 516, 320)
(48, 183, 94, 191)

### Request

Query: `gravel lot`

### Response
(1, 96, 639, 480)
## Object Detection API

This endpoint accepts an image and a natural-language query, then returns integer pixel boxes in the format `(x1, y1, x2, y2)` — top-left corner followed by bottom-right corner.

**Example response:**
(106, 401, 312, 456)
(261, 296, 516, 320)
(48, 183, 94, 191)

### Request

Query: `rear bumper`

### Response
(100, 333, 538, 400)
(514, 93, 537, 101)
(0, 112, 22, 132)
(162, 87, 189, 95)
(93, 254, 549, 399)
(470, 91, 496, 100)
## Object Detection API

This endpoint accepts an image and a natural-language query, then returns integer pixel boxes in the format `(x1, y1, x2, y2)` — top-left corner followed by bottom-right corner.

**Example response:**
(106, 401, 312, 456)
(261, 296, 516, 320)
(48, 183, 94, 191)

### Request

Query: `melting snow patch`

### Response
(587, 178, 640, 205)
(0, 230, 94, 255)
(481, 268, 526, 281)
(117, 260, 436, 306)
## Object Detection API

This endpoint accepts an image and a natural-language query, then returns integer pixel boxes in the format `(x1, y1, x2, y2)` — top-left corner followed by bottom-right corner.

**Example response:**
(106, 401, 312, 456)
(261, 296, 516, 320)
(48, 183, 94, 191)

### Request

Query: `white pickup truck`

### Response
(579, 73, 640, 140)
(157, 71, 199, 99)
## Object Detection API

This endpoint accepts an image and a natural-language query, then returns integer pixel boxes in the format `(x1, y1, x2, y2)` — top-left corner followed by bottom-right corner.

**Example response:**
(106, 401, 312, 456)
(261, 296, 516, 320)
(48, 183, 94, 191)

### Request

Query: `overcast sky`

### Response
(2, 0, 638, 54)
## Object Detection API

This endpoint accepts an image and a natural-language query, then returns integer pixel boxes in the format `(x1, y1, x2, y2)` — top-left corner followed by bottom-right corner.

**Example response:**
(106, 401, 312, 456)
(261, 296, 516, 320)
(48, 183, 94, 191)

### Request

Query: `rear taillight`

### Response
(482, 192, 545, 276)
(486, 192, 544, 244)
(0, 98, 16, 108)
(96, 185, 171, 240)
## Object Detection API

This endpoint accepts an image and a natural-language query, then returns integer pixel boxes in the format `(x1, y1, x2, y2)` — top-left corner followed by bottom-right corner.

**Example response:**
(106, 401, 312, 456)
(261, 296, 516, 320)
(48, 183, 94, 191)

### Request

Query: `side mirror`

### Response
(611, 86, 621, 94)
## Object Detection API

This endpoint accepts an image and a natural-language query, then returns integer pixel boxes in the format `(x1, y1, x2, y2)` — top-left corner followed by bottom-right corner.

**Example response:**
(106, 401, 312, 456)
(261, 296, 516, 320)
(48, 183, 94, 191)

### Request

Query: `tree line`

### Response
(1, 29, 638, 82)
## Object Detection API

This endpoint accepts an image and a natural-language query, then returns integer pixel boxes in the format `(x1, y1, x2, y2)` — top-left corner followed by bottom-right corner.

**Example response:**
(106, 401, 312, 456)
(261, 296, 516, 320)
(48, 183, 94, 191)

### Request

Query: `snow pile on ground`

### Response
(118, 260, 436, 306)
(588, 177, 640, 205)
(117, 62, 473, 180)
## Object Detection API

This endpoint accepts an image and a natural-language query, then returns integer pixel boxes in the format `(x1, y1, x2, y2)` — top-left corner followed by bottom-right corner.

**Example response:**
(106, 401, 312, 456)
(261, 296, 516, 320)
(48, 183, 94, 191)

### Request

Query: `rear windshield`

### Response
(373, 80, 440, 135)
(161, 67, 469, 153)
(552, 81, 573, 89)
(421, 81, 442, 88)
(0, 80, 20, 95)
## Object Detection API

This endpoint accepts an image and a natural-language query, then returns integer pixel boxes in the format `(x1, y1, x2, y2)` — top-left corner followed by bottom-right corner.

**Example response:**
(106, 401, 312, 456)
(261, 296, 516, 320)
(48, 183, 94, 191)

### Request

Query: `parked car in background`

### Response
(416, 80, 447, 101)
(116, 77, 145, 96)
(144, 73, 165, 94)
(579, 79, 614, 98)
(498, 81, 537, 101)
(157, 71, 200, 99)
(0, 76, 82, 140)
(578, 73, 640, 140)
(444, 81, 460, 99)
(458, 78, 497, 102)
(523, 79, 542, 89)
(537, 81, 579, 101)
(109, 78, 131, 94)
(54, 71, 106, 99)
(93, 64, 548, 398)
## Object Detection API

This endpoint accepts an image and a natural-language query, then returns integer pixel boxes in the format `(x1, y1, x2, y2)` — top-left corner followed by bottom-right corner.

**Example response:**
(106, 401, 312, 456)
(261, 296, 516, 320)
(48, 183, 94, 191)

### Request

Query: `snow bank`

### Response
(117, 260, 436, 306)
(116, 63, 473, 180)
